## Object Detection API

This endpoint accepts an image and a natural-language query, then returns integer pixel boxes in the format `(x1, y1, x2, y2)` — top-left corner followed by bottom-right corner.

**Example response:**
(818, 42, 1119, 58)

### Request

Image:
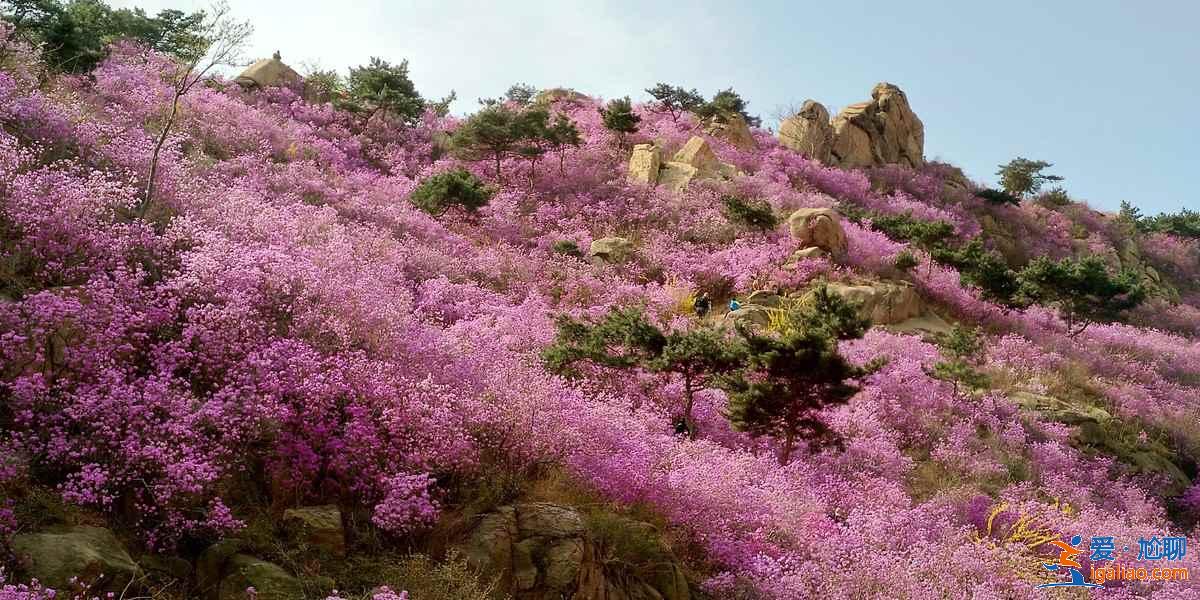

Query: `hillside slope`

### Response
(1, 31, 1199, 599)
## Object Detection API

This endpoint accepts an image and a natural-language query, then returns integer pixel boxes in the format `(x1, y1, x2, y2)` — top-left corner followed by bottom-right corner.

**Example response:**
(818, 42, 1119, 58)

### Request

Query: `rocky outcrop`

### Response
(464, 503, 690, 600)
(198, 540, 303, 600)
(725, 305, 772, 327)
(831, 83, 924, 168)
(589, 237, 635, 263)
(788, 208, 847, 255)
(534, 87, 588, 106)
(781, 83, 924, 169)
(625, 137, 739, 191)
(1109, 238, 1179, 302)
(790, 247, 828, 261)
(628, 144, 662, 184)
(672, 137, 722, 177)
(979, 214, 1026, 266)
(1012, 390, 1190, 495)
(778, 100, 834, 163)
(11, 526, 141, 593)
(282, 505, 345, 557)
(704, 113, 756, 150)
(746, 290, 784, 308)
(235, 52, 302, 89)
(217, 555, 304, 600)
(825, 281, 924, 325)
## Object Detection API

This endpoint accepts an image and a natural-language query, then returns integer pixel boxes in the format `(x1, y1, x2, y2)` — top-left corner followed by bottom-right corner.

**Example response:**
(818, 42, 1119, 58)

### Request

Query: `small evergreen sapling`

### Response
(598, 96, 640, 147)
(409, 168, 495, 216)
(928, 325, 989, 396)
(720, 195, 777, 233)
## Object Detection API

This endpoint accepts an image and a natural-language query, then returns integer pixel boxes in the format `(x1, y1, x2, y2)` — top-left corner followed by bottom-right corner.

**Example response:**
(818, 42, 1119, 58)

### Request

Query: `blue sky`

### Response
(112, 0, 1199, 214)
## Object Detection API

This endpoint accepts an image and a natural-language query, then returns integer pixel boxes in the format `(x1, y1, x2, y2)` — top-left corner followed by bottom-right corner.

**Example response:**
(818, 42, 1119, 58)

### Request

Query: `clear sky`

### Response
(111, 0, 1199, 215)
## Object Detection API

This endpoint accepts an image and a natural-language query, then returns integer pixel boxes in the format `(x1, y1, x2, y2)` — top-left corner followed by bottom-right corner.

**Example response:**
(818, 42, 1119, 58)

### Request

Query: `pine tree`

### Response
(345, 57, 426, 126)
(599, 96, 640, 147)
(545, 113, 581, 174)
(696, 87, 761, 127)
(543, 308, 743, 438)
(996, 157, 1063, 198)
(721, 284, 876, 464)
(644, 83, 705, 124)
(505, 82, 537, 105)
(1017, 256, 1146, 336)
(409, 168, 495, 216)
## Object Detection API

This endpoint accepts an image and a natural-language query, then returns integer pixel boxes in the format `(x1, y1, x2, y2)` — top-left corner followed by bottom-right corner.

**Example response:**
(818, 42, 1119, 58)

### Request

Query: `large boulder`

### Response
(282, 504, 345, 557)
(657, 161, 698, 192)
(787, 208, 847, 254)
(11, 526, 141, 594)
(704, 113, 756, 150)
(628, 144, 662, 184)
(724, 305, 772, 327)
(672, 136, 722, 177)
(746, 290, 784, 308)
(825, 281, 924, 325)
(217, 555, 304, 600)
(830, 82, 924, 168)
(234, 52, 302, 89)
(589, 237, 635, 263)
(778, 100, 834, 163)
(464, 503, 690, 600)
(639, 136, 740, 191)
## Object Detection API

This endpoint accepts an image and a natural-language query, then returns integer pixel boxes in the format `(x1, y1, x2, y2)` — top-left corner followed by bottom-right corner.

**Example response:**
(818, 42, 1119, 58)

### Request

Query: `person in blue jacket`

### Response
(728, 298, 741, 312)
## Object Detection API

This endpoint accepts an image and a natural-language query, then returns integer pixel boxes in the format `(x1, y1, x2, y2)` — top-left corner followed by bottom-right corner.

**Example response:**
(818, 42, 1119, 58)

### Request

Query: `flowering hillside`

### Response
(1, 24, 1199, 600)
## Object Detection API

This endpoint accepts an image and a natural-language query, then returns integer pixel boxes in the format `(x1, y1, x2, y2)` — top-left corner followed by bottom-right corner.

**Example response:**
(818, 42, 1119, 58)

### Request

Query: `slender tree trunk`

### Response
(142, 91, 182, 215)
(682, 374, 697, 440)
(494, 152, 502, 180)
(780, 427, 796, 466)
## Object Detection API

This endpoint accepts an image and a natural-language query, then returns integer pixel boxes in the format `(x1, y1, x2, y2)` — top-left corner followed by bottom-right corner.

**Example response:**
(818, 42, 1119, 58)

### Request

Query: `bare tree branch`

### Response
(140, 1, 252, 215)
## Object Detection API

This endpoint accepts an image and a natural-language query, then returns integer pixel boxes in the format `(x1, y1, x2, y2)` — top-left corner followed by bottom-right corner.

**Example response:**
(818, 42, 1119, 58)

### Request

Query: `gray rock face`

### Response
(463, 503, 691, 600)
(778, 100, 834, 163)
(11, 526, 141, 593)
(725, 305, 772, 327)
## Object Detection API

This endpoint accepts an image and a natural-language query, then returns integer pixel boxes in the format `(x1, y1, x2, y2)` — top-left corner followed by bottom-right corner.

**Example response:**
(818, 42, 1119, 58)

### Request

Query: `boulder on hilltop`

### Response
(779, 83, 925, 169)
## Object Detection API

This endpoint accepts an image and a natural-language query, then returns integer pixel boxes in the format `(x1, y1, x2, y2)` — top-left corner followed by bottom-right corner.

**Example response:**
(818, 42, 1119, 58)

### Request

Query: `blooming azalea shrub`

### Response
(0, 32, 1197, 598)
